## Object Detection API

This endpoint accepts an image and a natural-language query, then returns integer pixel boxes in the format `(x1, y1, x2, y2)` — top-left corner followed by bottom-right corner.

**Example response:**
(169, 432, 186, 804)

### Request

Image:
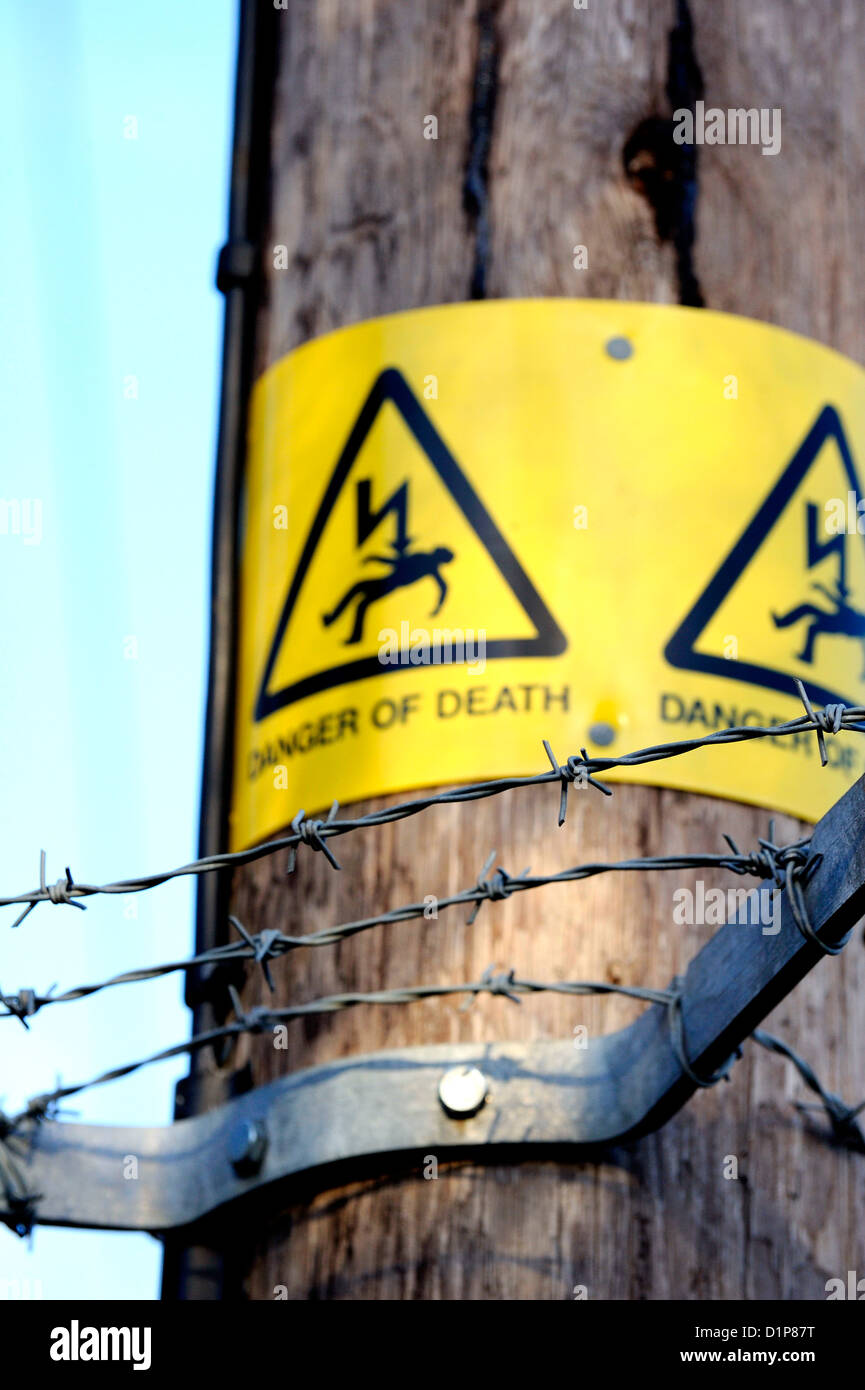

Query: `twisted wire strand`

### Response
(753, 1030, 865, 1149)
(4, 976, 860, 1152)
(0, 837, 806, 1023)
(5, 973, 674, 1127)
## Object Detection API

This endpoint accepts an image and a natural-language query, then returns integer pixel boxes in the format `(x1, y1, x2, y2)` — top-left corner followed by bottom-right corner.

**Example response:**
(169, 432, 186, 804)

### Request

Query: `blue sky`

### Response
(0, 0, 236, 1298)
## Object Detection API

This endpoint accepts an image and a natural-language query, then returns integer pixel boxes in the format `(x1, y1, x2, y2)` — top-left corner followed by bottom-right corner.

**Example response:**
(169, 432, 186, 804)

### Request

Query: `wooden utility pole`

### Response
(208, 0, 865, 1299)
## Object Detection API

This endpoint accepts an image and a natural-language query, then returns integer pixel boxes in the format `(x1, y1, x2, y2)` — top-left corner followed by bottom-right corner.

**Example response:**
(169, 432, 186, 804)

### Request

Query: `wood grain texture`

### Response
(252, 0, 480, 372)
(488, 0, 678, 301)
(688, 0, 865, 361)
(226, 0, 865, 1299)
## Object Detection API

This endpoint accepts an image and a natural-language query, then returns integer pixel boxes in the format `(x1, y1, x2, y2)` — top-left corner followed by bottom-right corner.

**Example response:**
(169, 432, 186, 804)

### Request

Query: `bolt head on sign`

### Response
(231, 300, 865, 850)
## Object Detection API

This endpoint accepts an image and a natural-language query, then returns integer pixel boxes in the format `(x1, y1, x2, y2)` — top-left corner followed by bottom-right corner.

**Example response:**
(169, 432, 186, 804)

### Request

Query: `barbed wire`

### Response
(0, 829, 814, 1024)
(0, 836, 849, 1119)
(0, 679, 858, 929)
(2, 678, 864, 1238)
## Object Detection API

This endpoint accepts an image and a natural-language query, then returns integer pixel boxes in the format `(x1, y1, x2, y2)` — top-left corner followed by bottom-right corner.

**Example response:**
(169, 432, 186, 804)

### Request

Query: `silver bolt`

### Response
(588, 721, 616, 746)
(228, 1119, 267, 1177)
(438, 1066, 488, 1118)
(605, 336, 633, 361)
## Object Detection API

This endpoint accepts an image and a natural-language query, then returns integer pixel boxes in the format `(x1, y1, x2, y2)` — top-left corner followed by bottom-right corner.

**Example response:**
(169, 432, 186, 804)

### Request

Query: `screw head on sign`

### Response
(438, 1066, 488, 1119)
(588, 721, 616, 747)
(228, 1119, 268, 1177)
(605, 336, 633, 361)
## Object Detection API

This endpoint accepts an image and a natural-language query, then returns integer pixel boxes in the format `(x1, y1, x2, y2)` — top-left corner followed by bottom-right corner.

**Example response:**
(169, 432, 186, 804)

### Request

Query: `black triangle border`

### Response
(664, 404, 865, 709)
(254, 367, 567, 720)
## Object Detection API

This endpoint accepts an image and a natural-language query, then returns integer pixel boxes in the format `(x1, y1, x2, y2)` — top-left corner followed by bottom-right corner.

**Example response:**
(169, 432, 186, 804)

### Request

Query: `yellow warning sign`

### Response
(231, 300, 865, 850)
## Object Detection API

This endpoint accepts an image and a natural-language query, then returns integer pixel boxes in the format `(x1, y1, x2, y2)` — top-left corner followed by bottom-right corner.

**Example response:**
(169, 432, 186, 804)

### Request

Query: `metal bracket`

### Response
(3, 773, 865, 1234)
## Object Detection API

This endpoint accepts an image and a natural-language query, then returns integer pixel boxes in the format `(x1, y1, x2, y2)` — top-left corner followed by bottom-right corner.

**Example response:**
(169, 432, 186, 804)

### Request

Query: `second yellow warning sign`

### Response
(232, 300, 865, 850)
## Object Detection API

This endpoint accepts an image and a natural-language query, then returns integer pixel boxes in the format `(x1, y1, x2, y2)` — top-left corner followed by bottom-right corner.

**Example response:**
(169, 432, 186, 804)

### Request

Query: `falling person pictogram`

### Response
(773, 578, 865, 678)
(322, 538, 456, 645)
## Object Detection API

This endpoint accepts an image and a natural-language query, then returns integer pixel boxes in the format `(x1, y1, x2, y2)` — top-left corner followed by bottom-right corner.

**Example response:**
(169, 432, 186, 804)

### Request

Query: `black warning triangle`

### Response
(255, 368, 567, 720)
(664, 404, 865, 708)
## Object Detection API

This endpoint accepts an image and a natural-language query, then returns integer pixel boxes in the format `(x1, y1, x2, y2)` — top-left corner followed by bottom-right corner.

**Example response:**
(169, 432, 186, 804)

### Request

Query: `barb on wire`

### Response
(11, 851, 86, 929)
(466, 851, 531, 924)
(793, 678, 848, 767)
(543, 740, 612, 824)
(228, 916, 280, 993)
(286, 801, 341, 873)
(0, 680, 860, 928)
